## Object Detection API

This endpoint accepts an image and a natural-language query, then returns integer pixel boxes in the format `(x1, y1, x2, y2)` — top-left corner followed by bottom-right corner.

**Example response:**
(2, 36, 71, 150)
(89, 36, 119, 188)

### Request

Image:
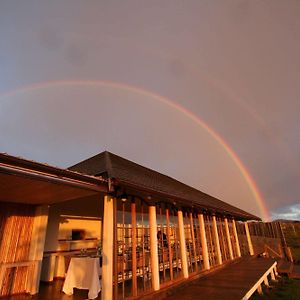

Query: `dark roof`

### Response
(69, 151, 260, 221)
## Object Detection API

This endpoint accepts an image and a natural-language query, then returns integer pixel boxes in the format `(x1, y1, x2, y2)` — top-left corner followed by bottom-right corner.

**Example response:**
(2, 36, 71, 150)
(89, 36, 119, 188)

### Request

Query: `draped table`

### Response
(62, 256, 101, 299)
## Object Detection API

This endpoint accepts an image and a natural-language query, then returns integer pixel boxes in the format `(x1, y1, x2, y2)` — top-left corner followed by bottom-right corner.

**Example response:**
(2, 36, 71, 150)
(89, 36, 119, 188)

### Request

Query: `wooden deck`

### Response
(5, 257, 278, 300)
(163, 257, 277, 300)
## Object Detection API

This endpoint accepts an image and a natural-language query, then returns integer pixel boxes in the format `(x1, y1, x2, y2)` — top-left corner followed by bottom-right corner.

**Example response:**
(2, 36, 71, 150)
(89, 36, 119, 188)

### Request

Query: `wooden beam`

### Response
(212, 216, 222, 265)
(245, 222, 254, 256)
(101, 195, 115, 300)
(232, 219, 241, 257)
(178, 211, 189, 278)
(189, 213, 198, 272)
(149, 206, 160, 291)
(198, 214, 210, 270)
(131, 202, 137, 296)
(224, 218, 234, 260)
(165, 209, 173, 280)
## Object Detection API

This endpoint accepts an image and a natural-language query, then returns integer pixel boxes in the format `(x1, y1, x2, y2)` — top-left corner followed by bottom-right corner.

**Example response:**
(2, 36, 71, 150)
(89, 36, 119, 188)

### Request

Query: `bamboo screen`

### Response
(191, 213, 204, 272)
(228, 220, 238, 258)
(183, 212, 195, 274)
(116, 199, 152, 299)
(236, 222, 249, 256)
(247, 222, 282, 256)
(0, 202, 35, 296)
(216, 217, 230, 262)
(203, 215, 218, 267)
(157, 207, 182, 285)
(167, 209, 182, 281)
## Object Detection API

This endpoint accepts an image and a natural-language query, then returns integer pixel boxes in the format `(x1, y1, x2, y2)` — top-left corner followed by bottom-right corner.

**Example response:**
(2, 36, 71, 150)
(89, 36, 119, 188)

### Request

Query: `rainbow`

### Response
(0, 80, 270, 220)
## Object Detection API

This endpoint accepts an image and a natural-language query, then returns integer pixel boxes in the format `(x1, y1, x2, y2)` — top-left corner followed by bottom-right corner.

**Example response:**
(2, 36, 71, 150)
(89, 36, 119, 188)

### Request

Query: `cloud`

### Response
(271, 203, 300, 221)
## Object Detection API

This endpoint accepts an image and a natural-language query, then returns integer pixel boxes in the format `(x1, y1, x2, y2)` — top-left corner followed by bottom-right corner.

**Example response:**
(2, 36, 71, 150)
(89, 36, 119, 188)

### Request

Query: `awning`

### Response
(0, 153, 108, 205)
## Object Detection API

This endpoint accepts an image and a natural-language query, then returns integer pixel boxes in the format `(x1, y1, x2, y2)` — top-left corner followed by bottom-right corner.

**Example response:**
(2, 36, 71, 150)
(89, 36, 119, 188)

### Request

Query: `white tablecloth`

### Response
(62, 257, 101, 299)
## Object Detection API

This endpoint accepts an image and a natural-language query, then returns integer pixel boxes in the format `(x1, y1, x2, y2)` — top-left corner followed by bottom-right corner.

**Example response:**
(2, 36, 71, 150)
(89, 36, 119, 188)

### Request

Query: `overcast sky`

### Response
(1, 1, 299, 221)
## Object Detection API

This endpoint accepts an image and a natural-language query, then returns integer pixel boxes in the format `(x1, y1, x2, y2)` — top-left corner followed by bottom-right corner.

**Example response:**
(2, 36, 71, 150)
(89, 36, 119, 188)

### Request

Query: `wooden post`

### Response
(198, 214, 210, 270)
(131, 202, 137, 296)
(257, 284, 263, 295)
(178, 210, 189, 278)
(224, 218, 234, 260)
(232, 219, 241, 257)
(212, 215, 222, 265)
(270, 269, 276, 281)
(113, 196, 118, 300)
(149, 206, 160, 291)
(264, 276, 269, 287)
(165, 209, 173, 280)
(28, 205, 49, 294)
(274, 264, 278, 276)
(244, 222, 254, 256)
(101, 195, 115, 300)
(189, 213, 198, 272)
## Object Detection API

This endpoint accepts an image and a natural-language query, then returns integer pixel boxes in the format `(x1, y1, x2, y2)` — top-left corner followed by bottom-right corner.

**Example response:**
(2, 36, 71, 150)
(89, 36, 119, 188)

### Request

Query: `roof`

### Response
(69, 151, 260, 221)
(0, 153, 107, 205)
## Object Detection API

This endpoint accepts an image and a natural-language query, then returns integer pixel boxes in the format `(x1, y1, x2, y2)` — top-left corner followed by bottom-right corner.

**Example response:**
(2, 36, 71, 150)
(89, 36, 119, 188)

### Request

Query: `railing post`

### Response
(198, 214, 210, 270)
(212, 215, 222, 265)
(245, 222, 254, 256)
(131, 202, 137, 296)
(178, 210, 189, 278)
(232, 219, 241, 257)
(149, 206, 160, 291)
(270, 268, 276, 281)
(264, 275, 269, 287)
(102, 195, 115, 300)
(224, 218, 234, 260)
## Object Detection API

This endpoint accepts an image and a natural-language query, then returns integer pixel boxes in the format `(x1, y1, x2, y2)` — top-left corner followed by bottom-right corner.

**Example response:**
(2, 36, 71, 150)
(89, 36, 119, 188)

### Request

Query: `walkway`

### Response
(164, 257, 276, 300)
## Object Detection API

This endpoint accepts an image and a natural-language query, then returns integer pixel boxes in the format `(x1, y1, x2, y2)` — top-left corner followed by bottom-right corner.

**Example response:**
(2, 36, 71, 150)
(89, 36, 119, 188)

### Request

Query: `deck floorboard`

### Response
(164, 257, 276, 300)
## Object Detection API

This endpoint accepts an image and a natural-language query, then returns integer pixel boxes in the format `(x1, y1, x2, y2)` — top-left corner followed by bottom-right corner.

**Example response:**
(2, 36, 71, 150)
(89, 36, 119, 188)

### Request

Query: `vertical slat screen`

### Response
(0, 202, 35, 297)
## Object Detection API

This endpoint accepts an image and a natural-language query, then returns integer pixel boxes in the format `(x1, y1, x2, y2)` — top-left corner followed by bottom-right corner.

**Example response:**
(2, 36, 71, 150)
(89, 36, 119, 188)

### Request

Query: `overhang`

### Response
(0, 153, 108, 205)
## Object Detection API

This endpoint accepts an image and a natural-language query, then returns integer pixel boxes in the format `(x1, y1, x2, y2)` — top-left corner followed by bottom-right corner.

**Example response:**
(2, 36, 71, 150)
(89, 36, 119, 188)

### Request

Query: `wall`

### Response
(44, 194, 104, 252)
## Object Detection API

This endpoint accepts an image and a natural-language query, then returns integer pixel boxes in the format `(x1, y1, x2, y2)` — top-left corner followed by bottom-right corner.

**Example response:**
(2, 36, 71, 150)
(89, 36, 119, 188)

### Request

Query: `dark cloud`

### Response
(271, 204, 300, 221)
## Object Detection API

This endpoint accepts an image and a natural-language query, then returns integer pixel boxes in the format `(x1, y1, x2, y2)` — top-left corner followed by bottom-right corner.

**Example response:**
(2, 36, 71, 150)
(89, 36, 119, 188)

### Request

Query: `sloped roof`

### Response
(69, 151, 260, 220)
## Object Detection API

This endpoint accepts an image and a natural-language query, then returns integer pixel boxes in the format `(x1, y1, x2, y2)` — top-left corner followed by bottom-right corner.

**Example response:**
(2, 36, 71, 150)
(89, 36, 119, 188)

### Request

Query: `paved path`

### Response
(164, 257, 276, 300)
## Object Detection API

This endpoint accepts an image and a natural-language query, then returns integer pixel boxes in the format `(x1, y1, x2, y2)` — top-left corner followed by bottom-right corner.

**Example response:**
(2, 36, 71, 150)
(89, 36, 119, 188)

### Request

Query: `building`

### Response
(0, 151, 283, 299)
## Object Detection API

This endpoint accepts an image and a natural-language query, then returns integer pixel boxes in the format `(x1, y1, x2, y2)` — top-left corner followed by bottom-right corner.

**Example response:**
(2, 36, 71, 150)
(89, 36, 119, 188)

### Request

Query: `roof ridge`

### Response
(104, 151, 113, 177)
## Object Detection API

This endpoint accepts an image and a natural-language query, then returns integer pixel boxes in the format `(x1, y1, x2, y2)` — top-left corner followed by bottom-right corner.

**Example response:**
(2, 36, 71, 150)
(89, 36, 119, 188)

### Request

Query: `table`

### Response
(62, 257, 101, 299)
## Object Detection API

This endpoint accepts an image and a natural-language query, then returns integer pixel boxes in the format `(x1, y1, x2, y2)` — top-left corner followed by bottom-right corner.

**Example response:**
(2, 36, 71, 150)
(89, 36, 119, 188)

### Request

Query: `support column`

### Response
(198, 214, 210, 270)
(165, 209, 173, 280)
(245, 222, 254, 256)
(149, 206, 160, 291)
(189, 213, 198, 272)
(224, 218, 234, 260)
(232, 219, 241, 257)
(212, 215, 222, 265)
(178, 210, 189, 278)
(131, 202, 137, 296)
(28, 205, 49, 295)
(101, 195, 115, 300)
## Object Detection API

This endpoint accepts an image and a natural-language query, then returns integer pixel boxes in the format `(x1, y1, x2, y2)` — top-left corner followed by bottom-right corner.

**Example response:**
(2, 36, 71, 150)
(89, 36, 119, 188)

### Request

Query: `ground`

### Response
(250, 277, 300, 300)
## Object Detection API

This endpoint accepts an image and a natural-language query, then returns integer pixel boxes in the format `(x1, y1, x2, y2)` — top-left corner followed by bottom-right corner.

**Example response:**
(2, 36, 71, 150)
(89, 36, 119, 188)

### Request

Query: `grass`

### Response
(250, 277, 300, 300)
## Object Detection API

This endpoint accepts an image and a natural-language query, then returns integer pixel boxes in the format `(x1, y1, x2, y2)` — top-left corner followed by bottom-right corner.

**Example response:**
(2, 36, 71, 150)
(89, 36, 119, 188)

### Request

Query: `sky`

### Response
(0, 1, 300, 221)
